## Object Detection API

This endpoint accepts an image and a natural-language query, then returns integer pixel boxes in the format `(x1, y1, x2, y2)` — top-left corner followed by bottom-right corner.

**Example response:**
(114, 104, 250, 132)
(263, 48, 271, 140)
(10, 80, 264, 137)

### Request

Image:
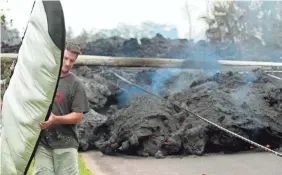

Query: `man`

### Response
(32, 42, 89, 175)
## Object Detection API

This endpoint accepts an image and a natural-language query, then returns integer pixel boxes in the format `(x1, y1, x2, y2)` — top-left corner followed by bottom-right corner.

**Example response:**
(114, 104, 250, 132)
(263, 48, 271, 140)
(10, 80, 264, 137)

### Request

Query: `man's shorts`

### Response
(32, 146, 79, 175)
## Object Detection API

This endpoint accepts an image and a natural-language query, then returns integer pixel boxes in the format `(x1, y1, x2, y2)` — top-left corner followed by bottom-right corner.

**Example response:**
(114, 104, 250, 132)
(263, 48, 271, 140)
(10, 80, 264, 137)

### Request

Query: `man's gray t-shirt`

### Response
(40, 73, 89, 149)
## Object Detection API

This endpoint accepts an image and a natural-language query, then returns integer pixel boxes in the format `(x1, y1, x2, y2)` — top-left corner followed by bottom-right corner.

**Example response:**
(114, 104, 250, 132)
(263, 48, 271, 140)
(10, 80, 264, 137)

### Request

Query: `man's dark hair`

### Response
(65, 41, 81, 56)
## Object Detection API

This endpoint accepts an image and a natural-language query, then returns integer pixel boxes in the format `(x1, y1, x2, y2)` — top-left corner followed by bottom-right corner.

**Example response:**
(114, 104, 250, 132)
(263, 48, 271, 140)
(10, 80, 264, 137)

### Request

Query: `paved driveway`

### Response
(81, 151, 282, 175)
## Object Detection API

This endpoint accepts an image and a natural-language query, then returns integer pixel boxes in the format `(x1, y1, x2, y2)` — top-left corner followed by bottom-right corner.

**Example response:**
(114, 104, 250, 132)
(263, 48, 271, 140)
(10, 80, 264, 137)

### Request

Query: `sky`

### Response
(1, 0, 212, 40)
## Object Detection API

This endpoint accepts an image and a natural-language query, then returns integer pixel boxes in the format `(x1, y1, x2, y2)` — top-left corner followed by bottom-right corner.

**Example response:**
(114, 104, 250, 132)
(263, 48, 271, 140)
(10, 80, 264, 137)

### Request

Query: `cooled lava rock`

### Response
(77, 109, 108, 151)
(74, 67, 282, 157)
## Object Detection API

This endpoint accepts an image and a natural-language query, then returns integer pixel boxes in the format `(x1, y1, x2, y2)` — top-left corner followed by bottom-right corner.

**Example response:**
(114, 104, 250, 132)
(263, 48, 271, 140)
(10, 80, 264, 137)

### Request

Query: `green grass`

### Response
(27, 154, 92, 175)
(78, 154, 92, 175)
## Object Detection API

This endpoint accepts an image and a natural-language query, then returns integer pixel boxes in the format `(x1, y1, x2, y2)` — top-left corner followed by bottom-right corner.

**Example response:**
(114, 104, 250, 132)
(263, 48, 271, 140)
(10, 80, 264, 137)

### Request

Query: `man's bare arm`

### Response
(40, 112, 83, 129)
(53, 112, 83, 124)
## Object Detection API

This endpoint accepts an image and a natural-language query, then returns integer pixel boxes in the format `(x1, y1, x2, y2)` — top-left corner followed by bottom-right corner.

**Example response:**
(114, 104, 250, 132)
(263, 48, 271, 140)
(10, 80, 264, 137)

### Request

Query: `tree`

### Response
(184, 1, 193, 39)
(1, 0, 20, 98)
(200, 1, 282, 61)
(201, 1, 245, 44)
(202, 1, 282, 46)
(73, 29, 89, 49)
(1, 0, 12, 27)
(66, 26, 74, 41)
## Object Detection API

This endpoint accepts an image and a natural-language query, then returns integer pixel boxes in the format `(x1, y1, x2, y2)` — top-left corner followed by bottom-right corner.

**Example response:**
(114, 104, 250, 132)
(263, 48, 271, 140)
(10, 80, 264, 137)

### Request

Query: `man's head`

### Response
(62, 42, 81, 74)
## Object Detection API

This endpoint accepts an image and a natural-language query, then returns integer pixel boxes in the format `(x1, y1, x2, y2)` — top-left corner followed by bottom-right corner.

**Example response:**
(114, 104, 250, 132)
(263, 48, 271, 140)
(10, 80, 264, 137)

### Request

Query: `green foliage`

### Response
(201, 0, 244, 43)
(1, 62, 12, 98)
(1, 0, 10, 26)
(1, 14, 6, 25)
(202, 1, 282, 47)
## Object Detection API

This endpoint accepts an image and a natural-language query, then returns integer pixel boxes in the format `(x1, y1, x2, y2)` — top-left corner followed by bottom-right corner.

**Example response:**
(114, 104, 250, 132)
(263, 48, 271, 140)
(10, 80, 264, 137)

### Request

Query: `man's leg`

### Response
(53, 148, 79, 175)
(32, 146, 55, 175)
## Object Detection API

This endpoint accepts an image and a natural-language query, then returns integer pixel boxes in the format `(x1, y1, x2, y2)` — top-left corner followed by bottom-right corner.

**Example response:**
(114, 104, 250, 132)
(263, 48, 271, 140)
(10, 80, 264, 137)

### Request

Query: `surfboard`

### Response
(0, 0, 65, 174)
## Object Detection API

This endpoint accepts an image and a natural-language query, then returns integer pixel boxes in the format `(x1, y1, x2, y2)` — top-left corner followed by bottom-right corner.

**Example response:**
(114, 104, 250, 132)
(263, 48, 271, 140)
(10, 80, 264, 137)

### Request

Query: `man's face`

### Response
(62, 49, 77, 73)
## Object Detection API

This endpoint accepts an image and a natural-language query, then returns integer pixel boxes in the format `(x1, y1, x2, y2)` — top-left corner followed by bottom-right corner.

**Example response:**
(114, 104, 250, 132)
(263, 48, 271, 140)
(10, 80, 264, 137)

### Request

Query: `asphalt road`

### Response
(81, 151, 282, 175)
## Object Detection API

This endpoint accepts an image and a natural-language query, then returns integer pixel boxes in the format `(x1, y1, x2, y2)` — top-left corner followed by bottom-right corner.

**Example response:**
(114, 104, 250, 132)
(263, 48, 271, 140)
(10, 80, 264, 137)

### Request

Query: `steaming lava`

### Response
(73, 66, 282, 158)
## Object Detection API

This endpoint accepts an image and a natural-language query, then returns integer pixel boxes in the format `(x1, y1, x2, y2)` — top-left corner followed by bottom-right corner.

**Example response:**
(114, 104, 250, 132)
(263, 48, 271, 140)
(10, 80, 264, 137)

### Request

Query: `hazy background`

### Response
(1, 0, 282, 62)
(1, 0, 211, 40)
